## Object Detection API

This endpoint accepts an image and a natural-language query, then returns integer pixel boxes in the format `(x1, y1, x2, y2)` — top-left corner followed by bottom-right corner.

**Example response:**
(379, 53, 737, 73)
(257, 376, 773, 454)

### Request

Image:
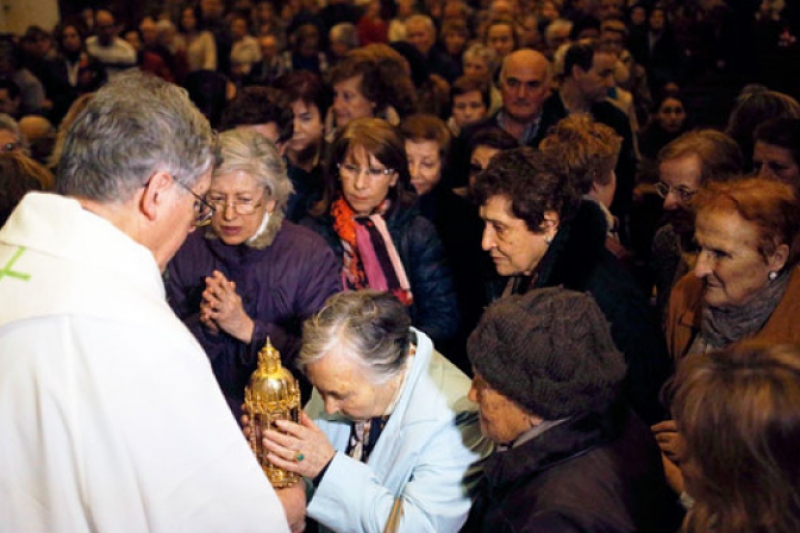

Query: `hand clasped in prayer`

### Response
(200, 269, 254, 342)
(262, 411, 336, 479)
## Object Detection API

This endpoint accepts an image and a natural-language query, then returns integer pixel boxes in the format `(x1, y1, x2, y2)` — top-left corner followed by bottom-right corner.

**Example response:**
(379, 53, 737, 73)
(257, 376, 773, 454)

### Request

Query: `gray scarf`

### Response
(691, 271, 791, 354)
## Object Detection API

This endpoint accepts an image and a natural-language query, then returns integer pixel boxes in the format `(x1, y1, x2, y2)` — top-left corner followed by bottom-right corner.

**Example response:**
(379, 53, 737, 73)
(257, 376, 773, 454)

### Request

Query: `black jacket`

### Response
(301, 202, 460, 345)
(461, 405, 680, 533)
(501, 201, 672, 424)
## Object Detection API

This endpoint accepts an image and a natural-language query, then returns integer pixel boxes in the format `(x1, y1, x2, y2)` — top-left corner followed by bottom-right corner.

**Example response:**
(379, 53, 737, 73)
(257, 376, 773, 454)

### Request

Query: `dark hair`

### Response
(673, 341, 800, 533)
(277, 70, 332, 119)
(184, 70, 229, 129)
(399, 113, 451, 159)
(221, 86, 294, 144)
(694, 176, 800, 268)
(0, 151, 48, 226)
(474, 147, 580, 232)
(563, 39, 610, 78)
(754, 117, 800, 169)
(329, 48, 417, 118)
(569, 15, 601, 40)
(0, 78, 20, 101)
(467, 126, 518, 156)
(53, 19, 89, 54)
(450, 76, 491, 109)
(725, 87, 800, 166)
(314, 117, 416, 216)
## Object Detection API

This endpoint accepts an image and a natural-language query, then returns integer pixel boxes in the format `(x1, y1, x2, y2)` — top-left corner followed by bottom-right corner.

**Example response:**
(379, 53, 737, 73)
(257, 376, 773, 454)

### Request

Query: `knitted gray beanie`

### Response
(467, 287, 626, 420)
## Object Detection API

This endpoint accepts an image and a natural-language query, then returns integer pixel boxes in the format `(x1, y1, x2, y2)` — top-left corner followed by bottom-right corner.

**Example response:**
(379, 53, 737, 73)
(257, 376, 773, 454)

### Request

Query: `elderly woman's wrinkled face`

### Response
(333, 75, 375, 129)
(208, 170, 276, 245)
(479, 194, 559, 276)
(405, 140, 442, 196)
(694, 208, 788, 308)
(340, 145, 398, 216)
(306, 347, 402, 421)
(468, 371, 539, 444)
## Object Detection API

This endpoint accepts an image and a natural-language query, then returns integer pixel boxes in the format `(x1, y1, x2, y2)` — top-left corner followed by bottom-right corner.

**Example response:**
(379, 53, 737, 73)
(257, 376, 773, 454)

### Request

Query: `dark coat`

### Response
(300, 203, 460, 345)
(165, 220, 341, 417)
(460, 406, 680, 533)
(502, 201, 672, 424)
(418, 184, 497, 373)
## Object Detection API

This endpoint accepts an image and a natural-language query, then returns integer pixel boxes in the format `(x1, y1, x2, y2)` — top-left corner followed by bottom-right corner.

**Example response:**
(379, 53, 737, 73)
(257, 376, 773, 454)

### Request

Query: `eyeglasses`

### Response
(175, 180, 216, 226)
(338, 162, 394, 179)
(654, 182, 697, 203)
(205, 193, 265, 216)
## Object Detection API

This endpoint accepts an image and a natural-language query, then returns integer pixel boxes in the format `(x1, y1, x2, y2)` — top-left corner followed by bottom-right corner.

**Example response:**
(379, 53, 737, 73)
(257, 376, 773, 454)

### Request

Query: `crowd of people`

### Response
(2, 0, 800, 531)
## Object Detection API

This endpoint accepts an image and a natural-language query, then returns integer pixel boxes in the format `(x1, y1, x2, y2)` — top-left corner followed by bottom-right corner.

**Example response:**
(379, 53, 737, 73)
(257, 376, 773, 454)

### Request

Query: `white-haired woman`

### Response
(166, 128, 341, 419)
(260, 290, 491, 533)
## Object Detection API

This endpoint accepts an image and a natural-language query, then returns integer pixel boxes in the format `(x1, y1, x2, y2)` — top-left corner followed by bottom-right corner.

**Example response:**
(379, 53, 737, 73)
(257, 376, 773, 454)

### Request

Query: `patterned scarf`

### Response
(331, 196, 413, 306)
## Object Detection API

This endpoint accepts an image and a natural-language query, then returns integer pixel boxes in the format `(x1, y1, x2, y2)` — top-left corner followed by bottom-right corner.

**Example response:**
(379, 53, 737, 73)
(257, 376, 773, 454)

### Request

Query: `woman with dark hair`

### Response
(178, 5, 217, 72)
(724, 86, 800, 168)
(400, 113, 489, 372)
(325, 46, 417, 139)
(276, 70, 331, 220)
(302, 117, 459, 345)
(281, 23, 329, 75)
(46, 20, 106, 123)
(672, 341, 800, 533)
(638, 91, 689, 163)
(474, 147, 671, 424)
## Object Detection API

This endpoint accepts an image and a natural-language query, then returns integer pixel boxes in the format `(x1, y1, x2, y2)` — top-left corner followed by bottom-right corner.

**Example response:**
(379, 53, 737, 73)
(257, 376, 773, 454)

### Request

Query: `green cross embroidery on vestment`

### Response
(0, 246, 31, 283)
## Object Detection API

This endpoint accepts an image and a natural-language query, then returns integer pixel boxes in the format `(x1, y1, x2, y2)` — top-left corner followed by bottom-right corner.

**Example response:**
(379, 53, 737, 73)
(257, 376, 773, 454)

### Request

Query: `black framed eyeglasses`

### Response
(175, 180, 216, 226)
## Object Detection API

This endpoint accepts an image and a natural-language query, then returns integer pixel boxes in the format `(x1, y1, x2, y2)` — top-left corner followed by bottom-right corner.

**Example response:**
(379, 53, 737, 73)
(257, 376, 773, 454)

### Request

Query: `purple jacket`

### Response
(166, 220, 341, 417)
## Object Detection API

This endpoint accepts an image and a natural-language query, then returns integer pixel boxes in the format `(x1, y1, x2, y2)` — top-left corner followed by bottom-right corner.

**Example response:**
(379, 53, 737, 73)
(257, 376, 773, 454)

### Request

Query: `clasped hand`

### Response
(200, 270, 254, 343)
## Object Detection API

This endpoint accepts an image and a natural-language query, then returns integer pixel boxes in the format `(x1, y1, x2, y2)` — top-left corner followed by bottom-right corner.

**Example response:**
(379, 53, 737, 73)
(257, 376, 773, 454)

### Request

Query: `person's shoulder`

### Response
(276, 219, 336, 254)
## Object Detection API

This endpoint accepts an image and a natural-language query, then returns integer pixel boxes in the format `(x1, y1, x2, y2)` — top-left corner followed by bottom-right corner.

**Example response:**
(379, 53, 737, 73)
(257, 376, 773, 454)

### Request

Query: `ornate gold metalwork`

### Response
(244, 338, 301, 488)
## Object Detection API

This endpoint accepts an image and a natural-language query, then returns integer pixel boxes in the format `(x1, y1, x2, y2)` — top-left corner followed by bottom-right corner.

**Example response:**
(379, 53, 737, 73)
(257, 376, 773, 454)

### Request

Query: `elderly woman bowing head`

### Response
(262, 290, 491, 533)
(166, 128, 341, 418)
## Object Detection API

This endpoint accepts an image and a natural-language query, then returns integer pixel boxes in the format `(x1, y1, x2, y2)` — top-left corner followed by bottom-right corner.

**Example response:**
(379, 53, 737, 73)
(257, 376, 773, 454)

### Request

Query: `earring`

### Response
(769, 271, 778, 281)
(544, 236, 552, 245)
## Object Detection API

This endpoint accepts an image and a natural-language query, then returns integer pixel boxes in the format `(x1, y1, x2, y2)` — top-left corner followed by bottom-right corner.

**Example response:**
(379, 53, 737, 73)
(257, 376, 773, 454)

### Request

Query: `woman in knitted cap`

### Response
(460, 287, 679, 533)
(474, 146, 671, 425)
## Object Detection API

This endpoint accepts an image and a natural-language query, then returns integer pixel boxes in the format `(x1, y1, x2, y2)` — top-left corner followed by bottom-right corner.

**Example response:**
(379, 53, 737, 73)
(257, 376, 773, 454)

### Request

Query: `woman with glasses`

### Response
(654, 176, 800, 498)
(166, 128, 341, 419)
(301, 117, 459, 346)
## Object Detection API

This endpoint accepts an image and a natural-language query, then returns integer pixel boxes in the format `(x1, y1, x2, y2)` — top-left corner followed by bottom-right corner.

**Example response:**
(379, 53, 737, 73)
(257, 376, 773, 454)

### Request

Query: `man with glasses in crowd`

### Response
(650, 129, 744, 319)
(0, 72, 290, 532)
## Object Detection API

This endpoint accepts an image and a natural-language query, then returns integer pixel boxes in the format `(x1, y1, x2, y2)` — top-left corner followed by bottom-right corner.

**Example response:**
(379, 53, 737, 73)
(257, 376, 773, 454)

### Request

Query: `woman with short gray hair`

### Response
(261, 290, 491, 533)
(166, 128, 342, 420)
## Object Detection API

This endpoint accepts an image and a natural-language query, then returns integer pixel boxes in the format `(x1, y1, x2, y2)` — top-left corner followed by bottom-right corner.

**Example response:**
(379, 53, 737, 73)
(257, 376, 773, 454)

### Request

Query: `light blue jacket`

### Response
(305, 328, 491, 533)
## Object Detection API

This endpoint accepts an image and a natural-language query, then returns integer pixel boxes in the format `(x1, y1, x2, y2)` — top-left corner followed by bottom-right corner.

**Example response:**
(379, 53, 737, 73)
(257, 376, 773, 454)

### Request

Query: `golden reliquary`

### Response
(244, 338, 301, 488)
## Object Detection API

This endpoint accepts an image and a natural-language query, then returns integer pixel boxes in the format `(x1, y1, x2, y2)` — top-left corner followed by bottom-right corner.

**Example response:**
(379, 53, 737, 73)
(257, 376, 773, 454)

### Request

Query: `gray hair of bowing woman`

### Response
(297, 290, 412, 386)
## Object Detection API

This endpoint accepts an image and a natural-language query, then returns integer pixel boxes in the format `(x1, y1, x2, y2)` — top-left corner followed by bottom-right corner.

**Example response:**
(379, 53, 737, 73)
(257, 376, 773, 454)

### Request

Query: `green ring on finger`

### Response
(295, 452, 305, 462)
